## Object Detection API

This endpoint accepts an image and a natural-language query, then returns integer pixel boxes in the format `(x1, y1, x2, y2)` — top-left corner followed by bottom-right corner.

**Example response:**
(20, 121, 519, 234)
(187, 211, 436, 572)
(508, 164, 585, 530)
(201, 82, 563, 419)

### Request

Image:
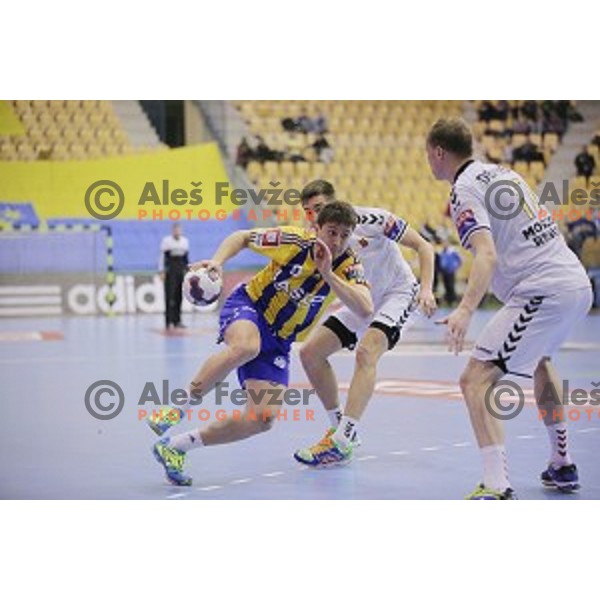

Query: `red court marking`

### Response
(0, 331, 64, 342)
(289, 378, 537, 404)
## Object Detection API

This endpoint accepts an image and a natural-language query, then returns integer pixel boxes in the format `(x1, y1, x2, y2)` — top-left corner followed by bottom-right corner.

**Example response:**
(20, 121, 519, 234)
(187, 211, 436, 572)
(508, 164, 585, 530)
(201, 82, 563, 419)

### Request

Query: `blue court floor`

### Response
(1, 309, 598, 499)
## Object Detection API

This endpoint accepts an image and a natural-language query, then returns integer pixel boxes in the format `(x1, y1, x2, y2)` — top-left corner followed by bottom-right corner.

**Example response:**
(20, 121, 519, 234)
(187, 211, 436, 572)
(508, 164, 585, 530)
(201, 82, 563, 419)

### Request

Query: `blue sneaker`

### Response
(294, 429, 353, 468)
(465, 484, 517, 500)
(152, 438, 192, 486)
(541, 463, 580, 493)
(147, 407, 184, 436)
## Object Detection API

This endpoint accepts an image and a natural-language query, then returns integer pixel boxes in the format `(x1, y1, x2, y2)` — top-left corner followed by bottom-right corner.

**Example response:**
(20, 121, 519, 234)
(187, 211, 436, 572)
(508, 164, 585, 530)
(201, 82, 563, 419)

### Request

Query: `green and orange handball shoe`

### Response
(294, 428, 353, 468)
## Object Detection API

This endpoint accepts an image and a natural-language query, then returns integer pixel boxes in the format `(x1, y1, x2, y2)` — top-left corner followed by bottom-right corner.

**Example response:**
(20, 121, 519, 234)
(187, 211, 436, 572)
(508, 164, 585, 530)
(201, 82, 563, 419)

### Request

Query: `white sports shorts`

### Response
(326, 283, 419, 349)
(471, 286, 593, 377)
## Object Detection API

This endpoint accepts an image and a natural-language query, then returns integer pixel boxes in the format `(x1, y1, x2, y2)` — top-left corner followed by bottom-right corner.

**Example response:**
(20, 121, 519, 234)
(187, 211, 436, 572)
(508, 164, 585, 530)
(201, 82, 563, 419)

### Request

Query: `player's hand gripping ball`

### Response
(183, 267, 222, 307)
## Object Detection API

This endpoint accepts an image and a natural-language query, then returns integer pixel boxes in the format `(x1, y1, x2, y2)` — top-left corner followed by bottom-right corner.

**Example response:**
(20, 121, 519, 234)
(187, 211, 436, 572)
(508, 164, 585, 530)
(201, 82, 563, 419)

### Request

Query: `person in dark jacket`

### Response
(159, 223, 189, 329)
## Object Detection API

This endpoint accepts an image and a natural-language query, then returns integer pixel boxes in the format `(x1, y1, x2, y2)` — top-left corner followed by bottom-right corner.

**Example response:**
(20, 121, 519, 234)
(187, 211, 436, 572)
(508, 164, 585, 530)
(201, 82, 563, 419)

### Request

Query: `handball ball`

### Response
(183, 267, 222, 307)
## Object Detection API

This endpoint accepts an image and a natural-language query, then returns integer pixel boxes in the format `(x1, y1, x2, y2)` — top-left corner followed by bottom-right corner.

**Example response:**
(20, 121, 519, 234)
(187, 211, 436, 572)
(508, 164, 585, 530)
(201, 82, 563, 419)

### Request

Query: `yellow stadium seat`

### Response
(68, 142, 86, 159)
(529, 161, 545, 182)
(543, 133, 559, 152)
(280, 161, 295, 177)
(47, 100, 65, 112)
(43, 124, 61, 140)
(63, 100, 82, 113)
(13, 100, 32, 113)
(513, 161, 529, 177)
(51, 142, 69, 160)
(62, 128, 80, 143)
(31, 100, 50, 111)
(81, 100, 100, 112)
(72, 113, 89, 128)
(529, 133, 542, 147)
(53, 112, 71, 128)
(511, 133, 527, 148)
(246, 161, 263, 180)
(86, 144, 103, 159)
(36, 111, 54, 127)
(263, 161, 280, 178)
(78, 127, 97, 142)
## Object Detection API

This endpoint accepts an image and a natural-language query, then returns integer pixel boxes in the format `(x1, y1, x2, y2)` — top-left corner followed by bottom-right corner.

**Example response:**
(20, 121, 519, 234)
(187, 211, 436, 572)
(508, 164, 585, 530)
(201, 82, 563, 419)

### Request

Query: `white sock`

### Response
(333, 416, 358, 450)
(327, 407, 343, 428)
(481, 445, 510, 491)
(546, 423, 572, 467)
(169, 429, 205, 453)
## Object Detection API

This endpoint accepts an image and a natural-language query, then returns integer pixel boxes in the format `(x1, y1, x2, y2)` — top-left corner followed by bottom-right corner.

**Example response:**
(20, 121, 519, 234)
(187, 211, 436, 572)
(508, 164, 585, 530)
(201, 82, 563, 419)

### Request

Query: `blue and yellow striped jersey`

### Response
(245, 226, 367, 342)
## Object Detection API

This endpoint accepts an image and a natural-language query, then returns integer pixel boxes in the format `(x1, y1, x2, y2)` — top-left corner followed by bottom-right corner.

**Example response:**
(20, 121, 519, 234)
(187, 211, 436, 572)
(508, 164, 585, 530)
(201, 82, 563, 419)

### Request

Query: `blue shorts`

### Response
(218, 284, 291, 388)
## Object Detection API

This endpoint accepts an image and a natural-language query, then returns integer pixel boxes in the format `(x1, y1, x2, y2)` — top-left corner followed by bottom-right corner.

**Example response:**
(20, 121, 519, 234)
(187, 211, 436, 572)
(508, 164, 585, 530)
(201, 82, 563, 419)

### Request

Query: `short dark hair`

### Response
(427, 118, 473, 159)
(301, 179, 335, 204)
(317, 200, 357, 229)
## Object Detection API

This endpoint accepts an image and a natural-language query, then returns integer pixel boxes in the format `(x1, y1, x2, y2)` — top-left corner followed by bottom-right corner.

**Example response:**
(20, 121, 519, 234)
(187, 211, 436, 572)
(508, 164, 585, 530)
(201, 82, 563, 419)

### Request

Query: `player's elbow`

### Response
(419, 240, 435, 259)
(237, 230, 252, 248)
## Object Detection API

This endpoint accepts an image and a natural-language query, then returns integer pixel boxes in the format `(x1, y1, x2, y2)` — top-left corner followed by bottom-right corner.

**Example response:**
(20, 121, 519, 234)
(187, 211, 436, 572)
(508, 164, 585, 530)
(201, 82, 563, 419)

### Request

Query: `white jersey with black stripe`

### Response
(349, 206, 417, 300)
(450, 159, 590, 302)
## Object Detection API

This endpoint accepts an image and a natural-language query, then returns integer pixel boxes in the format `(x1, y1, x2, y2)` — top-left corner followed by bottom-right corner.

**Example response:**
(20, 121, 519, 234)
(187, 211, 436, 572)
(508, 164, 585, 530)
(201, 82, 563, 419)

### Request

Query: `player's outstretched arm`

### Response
(437, 230, 497, 354)
(189, 230, 252, 276)
(313, 239, 374, 318)
(457, 230, 497, 314)
(399, 226, 437, 317)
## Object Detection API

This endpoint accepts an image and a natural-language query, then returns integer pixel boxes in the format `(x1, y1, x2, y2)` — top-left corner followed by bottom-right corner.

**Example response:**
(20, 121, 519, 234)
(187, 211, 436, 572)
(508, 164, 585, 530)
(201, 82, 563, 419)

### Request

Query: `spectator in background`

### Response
(565, 215, 598, 261)
(296, 107, 313, 134)
(159, 222, 189, 330)
(495, 101, 510, 121)
(543, 111, 567, 138)
(478, 101, 497, 122)
(521, 100, 538, 122)
(255, 135, 277, 163)
(575, 145, 596, 183)
(282, 109, 328, 135)
(312, 133, 334, 163)
(281, 117, 296, 132)
(313, 113, 327, 134)
(236, 137, 252, 169)
(419, 222, 442, 297)
(513, 140, 544, 164)
(511, 118, 531, 135)
(438, 238, 462, 306)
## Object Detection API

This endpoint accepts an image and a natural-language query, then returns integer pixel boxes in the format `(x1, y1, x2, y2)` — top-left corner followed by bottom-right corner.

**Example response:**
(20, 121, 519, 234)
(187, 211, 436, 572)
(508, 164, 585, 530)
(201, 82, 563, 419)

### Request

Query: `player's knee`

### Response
(299, 342, 321, 369)
(229, 339, 260, 363)
(534, 357, 551, 377)
(355, 341, 379, 370)
(459, 368, 477, 400)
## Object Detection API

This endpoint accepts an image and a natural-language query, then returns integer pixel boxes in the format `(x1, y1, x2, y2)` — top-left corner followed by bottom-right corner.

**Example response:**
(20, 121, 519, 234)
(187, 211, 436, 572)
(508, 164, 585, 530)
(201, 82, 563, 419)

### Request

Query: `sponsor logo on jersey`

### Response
(259, 229, 281, 247)
(455, 208, 478, 239)
(383, 215, 402, 239)
(273, 356, 287, 369)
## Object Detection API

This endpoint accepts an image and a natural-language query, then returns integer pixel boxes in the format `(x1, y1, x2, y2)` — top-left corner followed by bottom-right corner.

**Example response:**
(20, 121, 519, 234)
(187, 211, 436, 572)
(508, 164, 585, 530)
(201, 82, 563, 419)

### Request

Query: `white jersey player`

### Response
(427, 118, 593, 499)
(294, 180, 437, 467)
